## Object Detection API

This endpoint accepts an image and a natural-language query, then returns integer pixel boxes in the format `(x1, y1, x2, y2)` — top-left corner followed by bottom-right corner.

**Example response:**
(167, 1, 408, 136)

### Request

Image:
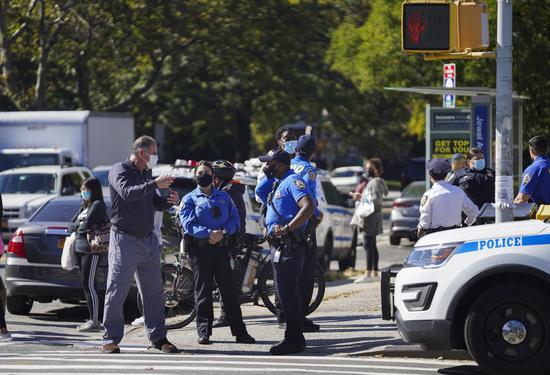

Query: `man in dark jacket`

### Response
(450, 148, 495, 209)
(211, 160, 246, 328)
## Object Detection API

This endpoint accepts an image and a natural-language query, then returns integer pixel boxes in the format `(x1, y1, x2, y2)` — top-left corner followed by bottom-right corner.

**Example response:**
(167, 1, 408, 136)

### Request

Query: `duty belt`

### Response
(267, 229, 310, 248)
(184, 234, 236, 248)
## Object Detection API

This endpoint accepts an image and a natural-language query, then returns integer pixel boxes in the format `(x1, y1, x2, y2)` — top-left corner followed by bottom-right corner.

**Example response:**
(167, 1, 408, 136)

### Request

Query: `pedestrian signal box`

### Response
(402, 1, 489, 56)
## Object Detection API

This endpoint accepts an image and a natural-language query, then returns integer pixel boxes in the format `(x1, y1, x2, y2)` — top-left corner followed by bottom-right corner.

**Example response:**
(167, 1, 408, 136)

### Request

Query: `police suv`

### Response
(382, 219, 550, 375)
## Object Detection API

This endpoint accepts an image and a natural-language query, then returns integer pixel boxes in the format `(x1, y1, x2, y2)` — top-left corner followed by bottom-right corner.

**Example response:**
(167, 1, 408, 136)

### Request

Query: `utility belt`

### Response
(266, 229, 311, 249)
(184, 233, 237, 248)
(417, 225, 460, 239)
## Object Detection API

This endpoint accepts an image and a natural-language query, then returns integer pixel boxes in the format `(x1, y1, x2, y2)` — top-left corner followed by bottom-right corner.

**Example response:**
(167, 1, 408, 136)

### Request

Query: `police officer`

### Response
(179, 161, 255, 345)
(450, 148, 495, 209)
(211, 160, 246, 328)
(446, 153, 468, 182)
(258, 149, 314, 355)
(514, 135, 550, 205)
(418, 159, 479, 238)
(290, 135, 323, 332)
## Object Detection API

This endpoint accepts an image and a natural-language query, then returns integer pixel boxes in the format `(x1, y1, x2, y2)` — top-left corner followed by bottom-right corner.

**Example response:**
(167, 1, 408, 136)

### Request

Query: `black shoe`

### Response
(303, 320, 320, 333)
(150, 338, 178, 353)
(269, 340, 306, 355)
(235, 334, 256, 344)
(198, 335, 210, 345)
(213, 316, 230, 328)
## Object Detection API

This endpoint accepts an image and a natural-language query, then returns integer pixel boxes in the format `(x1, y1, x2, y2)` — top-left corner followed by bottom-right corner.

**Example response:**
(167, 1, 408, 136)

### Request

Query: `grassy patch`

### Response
(325, 268, 364, 282)
(385, 179, 401, 190)
(323, 290, 360, 301)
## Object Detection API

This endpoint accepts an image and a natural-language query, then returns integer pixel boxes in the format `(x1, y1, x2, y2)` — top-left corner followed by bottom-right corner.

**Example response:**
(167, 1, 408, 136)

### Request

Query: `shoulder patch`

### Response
(307, 169, 316, 181)
(293, 179, 306, 190)
(294, 165, 305, 173)
(421, 195, 428, 207)
(523, 173, 532, 184)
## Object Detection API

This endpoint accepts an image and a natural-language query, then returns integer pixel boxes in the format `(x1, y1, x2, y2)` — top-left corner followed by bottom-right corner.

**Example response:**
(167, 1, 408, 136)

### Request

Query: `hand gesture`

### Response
(166, 189, 179, 205)
(272, 224, 286, 238)
(209, 230, 224, 245)
(155, 175, 174, 189)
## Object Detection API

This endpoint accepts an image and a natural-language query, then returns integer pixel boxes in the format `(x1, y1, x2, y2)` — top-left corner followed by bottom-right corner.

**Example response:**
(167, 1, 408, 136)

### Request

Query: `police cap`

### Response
(426, 158, 451, 175)
(258, 148, 291, 165)
(296, 135, 317, 157)
(451, 153, 464, 162)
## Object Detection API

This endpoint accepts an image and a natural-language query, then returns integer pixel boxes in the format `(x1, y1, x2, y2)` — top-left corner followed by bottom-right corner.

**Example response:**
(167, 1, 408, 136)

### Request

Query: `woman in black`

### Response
(70, 177, 108, 332)
(0, 193, 12, 341)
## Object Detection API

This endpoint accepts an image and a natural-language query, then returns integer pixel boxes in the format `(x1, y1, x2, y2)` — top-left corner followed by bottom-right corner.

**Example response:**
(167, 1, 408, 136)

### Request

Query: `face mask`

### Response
(366, 169, 374, 178)
(145, 154, 158, 170)
(81, 190, 92, 201)
(196, 174, 213, 187)
(472, 159, 486, 171)
(263, 164, 277, 179)
(284, 140, 297, 154)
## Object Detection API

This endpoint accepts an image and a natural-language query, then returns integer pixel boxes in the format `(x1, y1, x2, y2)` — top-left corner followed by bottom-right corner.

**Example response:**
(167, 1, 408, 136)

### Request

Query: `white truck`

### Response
(381, 219, 550, 375)
(0, 111, 134, 170)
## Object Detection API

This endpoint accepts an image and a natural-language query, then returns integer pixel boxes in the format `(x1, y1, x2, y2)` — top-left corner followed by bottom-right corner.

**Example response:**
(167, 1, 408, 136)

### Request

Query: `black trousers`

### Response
(363, 235, 379, 271)
(0, 275, 6, 328)
(77, 252, 103, 322)
(271, 241, 307, 344)
(188, 244, 247, 338)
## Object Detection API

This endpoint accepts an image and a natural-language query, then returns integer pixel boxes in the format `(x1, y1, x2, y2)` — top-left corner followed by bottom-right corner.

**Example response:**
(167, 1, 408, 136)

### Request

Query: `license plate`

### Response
(1, 219, 7, 230)
(58, 238, 66, 249)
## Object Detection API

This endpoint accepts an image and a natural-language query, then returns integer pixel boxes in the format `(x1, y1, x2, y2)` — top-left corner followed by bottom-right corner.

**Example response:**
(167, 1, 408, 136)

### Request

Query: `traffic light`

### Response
(402, 1, 489, 55)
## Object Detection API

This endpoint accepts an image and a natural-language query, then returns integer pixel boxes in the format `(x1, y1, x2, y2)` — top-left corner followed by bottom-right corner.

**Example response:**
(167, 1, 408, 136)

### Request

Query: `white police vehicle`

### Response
(381, 219, 550, 375)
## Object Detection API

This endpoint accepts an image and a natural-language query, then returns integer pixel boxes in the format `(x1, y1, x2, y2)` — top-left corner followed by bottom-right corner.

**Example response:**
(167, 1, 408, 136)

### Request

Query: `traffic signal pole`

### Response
(495, 0, 514, 223)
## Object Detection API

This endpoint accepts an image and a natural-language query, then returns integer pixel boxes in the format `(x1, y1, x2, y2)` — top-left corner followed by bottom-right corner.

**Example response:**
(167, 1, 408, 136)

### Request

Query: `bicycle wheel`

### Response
(258, 261, 326, 316)
(137, 264, 196, 330)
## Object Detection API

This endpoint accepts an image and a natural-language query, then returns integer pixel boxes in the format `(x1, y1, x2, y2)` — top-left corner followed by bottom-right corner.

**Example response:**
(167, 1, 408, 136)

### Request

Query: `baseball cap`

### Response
(296, 135, 317, 156)
(451, 153, 464, 162)
(426, 158, 451, 175)
(258, 149, 291, 165)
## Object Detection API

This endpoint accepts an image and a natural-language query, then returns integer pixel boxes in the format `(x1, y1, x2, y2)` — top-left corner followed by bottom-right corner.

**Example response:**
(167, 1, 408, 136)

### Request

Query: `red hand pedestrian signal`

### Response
(407, 11, 426, 45)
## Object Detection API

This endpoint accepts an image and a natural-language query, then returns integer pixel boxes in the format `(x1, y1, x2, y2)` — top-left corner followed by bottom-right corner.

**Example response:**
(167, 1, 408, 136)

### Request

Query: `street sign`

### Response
(443, 63, 456, 108)
(471, 96, 491, 168)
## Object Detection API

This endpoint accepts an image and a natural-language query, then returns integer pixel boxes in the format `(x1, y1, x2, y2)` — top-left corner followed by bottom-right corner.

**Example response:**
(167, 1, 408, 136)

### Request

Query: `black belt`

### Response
(418, 226, 460, 238)
(267, 229, 310, 248)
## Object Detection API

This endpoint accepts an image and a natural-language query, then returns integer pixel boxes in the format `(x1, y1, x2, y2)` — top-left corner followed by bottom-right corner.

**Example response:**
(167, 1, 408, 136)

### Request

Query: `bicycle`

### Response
(137, 232, 326, 330)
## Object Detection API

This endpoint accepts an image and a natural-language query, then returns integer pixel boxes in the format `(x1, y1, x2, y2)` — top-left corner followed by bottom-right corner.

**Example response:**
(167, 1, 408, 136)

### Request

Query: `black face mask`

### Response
(196, 174, 213, 187)
(366, 169, 375, 178)
(263, 164, 278, 179)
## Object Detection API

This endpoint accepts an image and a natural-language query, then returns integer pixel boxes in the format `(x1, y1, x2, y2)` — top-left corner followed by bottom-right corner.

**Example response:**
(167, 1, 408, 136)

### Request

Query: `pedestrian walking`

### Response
(514, 136, 550, 205)
(446, 153, 468, 182)
(354, 158, 388, 283)
(289, 135, 323, 332)
(179, 161, 255, 345)
(211, 159, 247, 329)
(417, 159, 479, 238)
(102, 135, 179, 354)
(0, 193, 12, 342)
(259, 149, 315, 355)
(70, 177, 108, 332)
(450, 148, 495, 209)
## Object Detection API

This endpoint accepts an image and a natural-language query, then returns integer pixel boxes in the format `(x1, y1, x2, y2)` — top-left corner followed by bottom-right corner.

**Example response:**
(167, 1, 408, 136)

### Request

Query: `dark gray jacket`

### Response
(108, 160, 171, 238)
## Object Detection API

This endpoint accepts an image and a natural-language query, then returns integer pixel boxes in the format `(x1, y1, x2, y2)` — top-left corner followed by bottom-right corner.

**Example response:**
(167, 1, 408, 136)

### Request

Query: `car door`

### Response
(320, 179, 353, 251)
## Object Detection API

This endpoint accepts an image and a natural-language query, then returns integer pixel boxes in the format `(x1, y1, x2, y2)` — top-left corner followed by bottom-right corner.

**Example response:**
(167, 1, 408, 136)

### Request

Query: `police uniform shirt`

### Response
(454, 168, 495, 208)
(179, 187, 240, 239)
(266, 170, 309, 234)
(418, 181, 479, 230)
(255, 173, 276, 205)
(291, 155, 320, 218)
(519, 155, 550, 204)
(445, 167, 468, 183)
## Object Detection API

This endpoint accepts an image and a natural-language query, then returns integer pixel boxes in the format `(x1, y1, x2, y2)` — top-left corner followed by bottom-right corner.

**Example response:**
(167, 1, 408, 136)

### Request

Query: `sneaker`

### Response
(131, 316, 145, 326)
(77, 320, 102, 332)
(354, 274, 377, 283)
(269, 340, 306, 355)
(235, 334, 256, 344)
(303, 319, 320, 333)
(0, 332, 12, 342)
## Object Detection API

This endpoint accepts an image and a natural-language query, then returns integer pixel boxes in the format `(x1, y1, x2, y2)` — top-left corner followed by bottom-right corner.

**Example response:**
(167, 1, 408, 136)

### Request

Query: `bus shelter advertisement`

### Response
(429, 107, 471, 159)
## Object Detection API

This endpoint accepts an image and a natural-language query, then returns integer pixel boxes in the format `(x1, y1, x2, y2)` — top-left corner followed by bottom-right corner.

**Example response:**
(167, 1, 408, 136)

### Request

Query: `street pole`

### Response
(495, 0, 514, 223)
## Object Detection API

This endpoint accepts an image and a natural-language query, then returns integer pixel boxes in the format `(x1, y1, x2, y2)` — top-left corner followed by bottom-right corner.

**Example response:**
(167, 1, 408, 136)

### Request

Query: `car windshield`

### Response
(0, 173, 56, 194)
(0, 153, 59, 172)
(332, 171, 357, 178)
(401, 182, 426, 198)
(321, 181, 346, 206)
(31, 199, 112, 222)
(93, 169, 110, 187)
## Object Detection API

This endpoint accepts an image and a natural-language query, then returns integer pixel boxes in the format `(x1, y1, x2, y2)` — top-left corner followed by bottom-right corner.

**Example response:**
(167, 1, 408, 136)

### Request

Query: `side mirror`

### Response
(62, 186, 75, 196)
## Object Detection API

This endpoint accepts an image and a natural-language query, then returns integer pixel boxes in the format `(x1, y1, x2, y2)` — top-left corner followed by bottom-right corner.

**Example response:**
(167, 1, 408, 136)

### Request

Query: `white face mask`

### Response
(145, 153, 158, 169)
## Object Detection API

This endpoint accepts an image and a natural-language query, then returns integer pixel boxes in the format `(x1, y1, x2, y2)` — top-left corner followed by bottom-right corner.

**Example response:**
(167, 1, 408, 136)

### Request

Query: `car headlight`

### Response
(403, 242, 463, 269)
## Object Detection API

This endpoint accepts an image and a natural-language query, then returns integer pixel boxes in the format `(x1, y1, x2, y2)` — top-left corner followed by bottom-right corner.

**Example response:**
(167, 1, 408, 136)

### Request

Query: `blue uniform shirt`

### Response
(179, 187, 240, 239)
(255, 174, 276, 205)
(266, 170, 309, 234)
(291, 155, 320, 218)
(519, 156, 550, 204)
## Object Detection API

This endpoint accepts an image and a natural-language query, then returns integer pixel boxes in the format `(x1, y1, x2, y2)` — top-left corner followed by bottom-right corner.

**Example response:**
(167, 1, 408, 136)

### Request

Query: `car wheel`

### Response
(464, 283, 550, 375)
(7, 295, 33, 315)
(390, 235, 401, 246)
(338, 230, 357, 271)
(320, 234, 333, 272)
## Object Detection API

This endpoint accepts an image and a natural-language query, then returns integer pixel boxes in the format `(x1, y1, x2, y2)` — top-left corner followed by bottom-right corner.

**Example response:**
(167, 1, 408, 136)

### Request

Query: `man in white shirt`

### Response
(418, 159, 479, 238)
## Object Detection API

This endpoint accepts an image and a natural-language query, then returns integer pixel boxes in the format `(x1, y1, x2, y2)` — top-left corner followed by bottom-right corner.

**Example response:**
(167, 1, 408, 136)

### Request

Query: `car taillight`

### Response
(393, 201, 413, 208)
(7, 229, 26, 258)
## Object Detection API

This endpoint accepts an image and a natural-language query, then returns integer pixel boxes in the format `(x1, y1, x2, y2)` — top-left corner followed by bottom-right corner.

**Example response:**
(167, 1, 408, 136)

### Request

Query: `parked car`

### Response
(4, 196, 138, 315)
(389, 181, 426, 245)
(0, 165, 92, 240)
(330, 166, 365, 195)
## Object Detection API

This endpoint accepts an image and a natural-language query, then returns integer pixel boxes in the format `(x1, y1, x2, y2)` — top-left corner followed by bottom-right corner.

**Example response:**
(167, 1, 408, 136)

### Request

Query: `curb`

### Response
(352, 344, 472, 361)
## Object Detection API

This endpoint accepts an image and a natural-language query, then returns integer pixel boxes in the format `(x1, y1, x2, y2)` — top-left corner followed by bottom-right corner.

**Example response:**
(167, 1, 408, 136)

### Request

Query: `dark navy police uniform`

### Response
(519, 156, 550, 204)
(266, 170, 311, 346)
(179, 186, 249, 339)
(451, 167, 495, 209)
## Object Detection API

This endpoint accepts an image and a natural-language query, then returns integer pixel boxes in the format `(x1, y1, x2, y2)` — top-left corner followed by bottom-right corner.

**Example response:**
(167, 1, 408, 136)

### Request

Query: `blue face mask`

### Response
(472, 159, 486, 171)
(284, 140, 297, 154)
(81, 190, 92, 201)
